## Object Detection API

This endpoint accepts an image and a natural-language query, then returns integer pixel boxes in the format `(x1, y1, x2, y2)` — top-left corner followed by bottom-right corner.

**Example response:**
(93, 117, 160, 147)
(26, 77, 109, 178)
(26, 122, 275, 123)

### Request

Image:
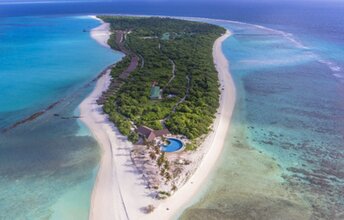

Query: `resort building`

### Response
(137, 126, 170, 142)
(150, 81, 162, 100)
(150, 86, 162, 99)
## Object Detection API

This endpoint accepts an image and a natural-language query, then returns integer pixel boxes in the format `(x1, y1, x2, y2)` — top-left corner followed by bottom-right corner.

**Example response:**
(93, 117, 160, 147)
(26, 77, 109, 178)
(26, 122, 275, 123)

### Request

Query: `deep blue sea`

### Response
(0, 1, 343, 219)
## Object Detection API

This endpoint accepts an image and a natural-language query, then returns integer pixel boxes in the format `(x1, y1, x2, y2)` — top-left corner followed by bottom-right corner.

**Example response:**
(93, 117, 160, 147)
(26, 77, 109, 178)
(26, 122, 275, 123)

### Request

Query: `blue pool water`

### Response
(162, 138, 184, 152)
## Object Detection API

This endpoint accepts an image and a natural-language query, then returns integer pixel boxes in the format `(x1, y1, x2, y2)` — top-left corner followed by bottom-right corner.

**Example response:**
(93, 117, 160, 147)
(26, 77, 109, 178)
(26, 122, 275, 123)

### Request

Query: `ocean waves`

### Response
(192, 17, 343, 82)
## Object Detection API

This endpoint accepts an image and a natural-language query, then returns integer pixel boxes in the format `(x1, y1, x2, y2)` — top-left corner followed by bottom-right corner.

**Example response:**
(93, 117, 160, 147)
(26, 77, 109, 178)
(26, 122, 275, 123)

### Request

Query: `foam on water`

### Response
(251, 24, 310, 50)
(181, 18, 344, 220)
(318, 59, 342, 72)
(192, 17, 344, 83)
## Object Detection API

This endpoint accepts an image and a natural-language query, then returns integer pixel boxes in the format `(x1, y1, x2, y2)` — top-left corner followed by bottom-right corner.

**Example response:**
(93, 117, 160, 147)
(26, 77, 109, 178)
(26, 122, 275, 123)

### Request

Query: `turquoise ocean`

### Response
(0, 2, 343, 219)
(0, 16, 122, 219)
(181, 19, 344, 220)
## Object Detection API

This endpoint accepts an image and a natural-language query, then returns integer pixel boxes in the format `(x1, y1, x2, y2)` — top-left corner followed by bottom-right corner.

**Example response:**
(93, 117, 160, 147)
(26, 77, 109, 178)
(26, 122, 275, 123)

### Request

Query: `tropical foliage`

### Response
(100, 16, 225, 141)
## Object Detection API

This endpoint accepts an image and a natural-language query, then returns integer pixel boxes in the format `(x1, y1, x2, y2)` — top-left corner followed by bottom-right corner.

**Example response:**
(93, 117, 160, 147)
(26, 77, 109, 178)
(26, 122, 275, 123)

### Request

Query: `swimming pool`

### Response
(162, 138, 184, 152)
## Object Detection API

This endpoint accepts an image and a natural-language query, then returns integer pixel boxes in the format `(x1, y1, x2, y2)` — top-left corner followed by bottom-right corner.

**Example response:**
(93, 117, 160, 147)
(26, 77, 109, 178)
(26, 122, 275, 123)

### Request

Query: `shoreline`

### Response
(147, 30, 235, 219)
(80, 17, 235, 220)
(89, 15, 111, 48)
(81, 19, 154, 220)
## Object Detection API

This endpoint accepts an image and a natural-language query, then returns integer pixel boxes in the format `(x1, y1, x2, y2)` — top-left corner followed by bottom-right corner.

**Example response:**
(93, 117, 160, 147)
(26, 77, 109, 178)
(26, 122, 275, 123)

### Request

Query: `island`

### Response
(81, 15, 235, 220)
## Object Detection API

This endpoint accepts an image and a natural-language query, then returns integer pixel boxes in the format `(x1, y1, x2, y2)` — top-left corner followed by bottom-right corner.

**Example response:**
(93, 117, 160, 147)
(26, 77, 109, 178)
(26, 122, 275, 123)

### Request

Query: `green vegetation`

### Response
(157, 152, 165, 167)
(100, 16, 225, 143)
(185, 142, 197, 151)
(158, 191, 171, 198)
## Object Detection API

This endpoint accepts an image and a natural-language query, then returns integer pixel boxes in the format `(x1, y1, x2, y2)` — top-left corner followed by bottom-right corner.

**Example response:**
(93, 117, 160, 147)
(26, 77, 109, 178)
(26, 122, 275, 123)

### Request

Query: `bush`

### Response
(158, 191, 171, 197)
(144, 204, 155, 214)
(185, 143, 197, 151)
(128, 131, 139, 143)
(163, 160, 170, 170)
(149, 151, 157, 160)
(157, 152, 165, 167)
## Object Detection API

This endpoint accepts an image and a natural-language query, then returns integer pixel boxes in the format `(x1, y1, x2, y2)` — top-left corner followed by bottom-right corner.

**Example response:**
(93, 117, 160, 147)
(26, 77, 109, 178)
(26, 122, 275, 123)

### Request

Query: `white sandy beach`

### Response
(89, 16, 111, 48)
(80, 18, 235, 220)
(80, 68, 153, 220)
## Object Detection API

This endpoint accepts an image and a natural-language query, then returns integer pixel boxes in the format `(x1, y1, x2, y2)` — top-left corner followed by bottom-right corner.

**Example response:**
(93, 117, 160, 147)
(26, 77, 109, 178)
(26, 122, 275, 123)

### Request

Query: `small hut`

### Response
(137, 126, 170, 142)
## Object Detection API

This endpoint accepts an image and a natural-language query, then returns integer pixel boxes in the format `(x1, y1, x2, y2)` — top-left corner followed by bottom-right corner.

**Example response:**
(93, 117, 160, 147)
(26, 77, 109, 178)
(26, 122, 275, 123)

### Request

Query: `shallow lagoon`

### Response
(0, 16, 122, 219)
(181, 19, 344, 220)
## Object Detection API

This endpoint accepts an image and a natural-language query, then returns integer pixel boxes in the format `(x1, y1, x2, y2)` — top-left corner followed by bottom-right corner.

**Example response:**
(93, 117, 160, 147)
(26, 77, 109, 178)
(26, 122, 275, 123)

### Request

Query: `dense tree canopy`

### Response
(100, 16, 225, 142)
